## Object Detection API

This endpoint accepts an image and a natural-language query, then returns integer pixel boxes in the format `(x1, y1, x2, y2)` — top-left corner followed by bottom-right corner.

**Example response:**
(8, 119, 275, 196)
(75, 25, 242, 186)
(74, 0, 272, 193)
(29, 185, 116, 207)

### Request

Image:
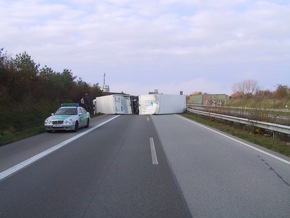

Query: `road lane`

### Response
(0, 115, 119, 172)
(152, 114, 290, 217)
(0, 115, 190, 218)
(2, 114, 289, 217)
(82, 115, 190, 218)
(0, 115, 120, 181)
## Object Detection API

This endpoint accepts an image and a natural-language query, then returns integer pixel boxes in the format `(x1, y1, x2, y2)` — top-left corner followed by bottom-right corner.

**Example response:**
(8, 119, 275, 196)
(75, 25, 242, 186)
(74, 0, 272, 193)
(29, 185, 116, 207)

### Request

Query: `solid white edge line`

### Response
(0, 115, 120, 181)
(150, 137, 158, 165)
(178, 115, 290, 166)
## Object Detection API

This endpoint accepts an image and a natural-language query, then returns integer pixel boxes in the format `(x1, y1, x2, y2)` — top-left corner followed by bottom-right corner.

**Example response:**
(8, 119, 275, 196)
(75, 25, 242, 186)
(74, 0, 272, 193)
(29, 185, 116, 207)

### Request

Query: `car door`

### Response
(78, 107, 86, 127)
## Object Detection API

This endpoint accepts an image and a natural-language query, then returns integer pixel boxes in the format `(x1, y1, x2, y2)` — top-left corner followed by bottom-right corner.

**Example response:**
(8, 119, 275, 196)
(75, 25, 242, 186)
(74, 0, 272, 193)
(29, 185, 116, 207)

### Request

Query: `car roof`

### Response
(61, 103, 79, 107)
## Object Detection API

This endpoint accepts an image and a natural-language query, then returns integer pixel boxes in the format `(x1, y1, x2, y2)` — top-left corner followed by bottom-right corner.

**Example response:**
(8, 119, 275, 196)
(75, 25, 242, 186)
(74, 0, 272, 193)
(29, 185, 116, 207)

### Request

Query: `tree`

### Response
(0, 48, 105, 138)
(275, 84, 289, 99)
(232, 79, 259, 97)
(13, 51, 40, 77)
(256, 89, 273, 98)
(0, 48, 5, 66)
(39, 65, 54, 79)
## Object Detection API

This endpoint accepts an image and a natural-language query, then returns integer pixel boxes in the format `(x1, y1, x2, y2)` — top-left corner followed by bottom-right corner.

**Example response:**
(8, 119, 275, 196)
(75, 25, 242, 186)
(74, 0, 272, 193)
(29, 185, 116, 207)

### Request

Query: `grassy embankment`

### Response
(183, 97, 290, 157)
(0, 101, 53, 146)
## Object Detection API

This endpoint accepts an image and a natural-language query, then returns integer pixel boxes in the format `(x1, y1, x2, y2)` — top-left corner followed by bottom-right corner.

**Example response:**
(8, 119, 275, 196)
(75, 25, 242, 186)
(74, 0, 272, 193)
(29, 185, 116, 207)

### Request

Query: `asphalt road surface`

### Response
(0, 114, 290, 218)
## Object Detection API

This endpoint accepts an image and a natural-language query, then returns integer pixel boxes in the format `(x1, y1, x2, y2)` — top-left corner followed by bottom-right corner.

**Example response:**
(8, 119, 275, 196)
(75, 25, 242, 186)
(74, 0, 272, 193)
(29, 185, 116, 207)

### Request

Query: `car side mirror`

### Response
(51, 113, 54, 116)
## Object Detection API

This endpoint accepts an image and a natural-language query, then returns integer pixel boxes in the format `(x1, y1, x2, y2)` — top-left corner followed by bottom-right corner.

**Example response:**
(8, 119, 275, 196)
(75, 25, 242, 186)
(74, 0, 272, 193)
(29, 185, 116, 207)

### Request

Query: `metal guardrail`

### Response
(187, 104, 290, 113)
(187, 105, 290, 126)
(187, 108, 290, 135)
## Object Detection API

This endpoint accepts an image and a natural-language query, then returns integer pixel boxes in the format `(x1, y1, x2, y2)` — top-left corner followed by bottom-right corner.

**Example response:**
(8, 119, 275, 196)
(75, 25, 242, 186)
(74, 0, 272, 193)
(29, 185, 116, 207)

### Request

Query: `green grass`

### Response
(182, 112, 290, 157)
(226, 97, 290, 109)
(0, 126, 45, 146)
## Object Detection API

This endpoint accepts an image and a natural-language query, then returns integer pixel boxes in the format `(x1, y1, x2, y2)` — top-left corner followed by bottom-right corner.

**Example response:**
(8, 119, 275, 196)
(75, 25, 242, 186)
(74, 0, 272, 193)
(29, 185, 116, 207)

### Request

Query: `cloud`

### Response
(1, 0, 289, 95)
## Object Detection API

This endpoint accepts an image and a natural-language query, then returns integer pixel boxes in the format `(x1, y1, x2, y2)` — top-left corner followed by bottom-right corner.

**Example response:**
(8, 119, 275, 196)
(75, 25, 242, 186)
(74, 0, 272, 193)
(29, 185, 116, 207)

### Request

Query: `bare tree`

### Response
(232, 80, 259, 96)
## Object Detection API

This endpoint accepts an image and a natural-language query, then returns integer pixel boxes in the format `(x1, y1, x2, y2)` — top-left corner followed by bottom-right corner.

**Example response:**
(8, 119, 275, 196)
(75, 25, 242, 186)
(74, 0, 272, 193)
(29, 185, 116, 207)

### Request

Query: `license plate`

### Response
(53, 124, 63, 127)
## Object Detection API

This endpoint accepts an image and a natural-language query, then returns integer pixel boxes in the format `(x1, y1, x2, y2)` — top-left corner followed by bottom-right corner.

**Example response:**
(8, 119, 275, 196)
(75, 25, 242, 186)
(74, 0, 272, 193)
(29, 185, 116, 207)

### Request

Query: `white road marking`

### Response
(0, 115, 120, 181)
(150, 137, 158, 165)
(147, 117, 150, 122)
(179, 115, 290, 166)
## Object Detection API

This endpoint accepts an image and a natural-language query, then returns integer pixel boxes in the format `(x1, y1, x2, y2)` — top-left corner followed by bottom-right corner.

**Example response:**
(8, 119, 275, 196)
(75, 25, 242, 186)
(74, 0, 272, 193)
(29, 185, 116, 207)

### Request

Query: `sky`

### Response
(1, 0, 290, 95)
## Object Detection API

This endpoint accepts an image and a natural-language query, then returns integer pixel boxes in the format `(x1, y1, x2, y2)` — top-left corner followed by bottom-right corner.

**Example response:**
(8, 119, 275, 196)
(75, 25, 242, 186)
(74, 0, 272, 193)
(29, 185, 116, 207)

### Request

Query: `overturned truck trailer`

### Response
(139, 94, 186, 115)
(93, 95, 132, 114)
(94, 94, 186, 115)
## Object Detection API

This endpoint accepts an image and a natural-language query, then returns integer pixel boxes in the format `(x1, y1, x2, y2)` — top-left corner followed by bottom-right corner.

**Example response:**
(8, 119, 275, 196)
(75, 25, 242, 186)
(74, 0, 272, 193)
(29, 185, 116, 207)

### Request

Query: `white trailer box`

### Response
(139, 94, 186, 115)
(93, 95, 132, 114)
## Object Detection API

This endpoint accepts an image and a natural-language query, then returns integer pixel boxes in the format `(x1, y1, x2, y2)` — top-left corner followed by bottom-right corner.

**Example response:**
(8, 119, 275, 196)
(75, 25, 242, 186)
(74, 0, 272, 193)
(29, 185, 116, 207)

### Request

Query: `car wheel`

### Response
(74, 121, 79, 132)
(86, 119, 90, 128)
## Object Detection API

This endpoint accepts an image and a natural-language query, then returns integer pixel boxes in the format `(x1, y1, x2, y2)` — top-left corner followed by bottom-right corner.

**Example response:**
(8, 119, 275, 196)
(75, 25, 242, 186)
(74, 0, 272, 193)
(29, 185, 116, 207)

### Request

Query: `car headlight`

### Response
(64, 119, 74, 125)
(45, 119, 52, 125)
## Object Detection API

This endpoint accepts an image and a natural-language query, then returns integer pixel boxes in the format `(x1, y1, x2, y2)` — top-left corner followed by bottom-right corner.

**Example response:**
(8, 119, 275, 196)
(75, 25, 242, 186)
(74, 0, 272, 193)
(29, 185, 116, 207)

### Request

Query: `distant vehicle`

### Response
(44, 103, 90, 132)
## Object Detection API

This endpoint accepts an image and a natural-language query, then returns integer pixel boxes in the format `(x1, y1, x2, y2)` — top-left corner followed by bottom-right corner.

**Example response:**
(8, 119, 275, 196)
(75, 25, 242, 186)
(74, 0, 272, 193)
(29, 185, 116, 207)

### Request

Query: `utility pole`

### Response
(103, 73, 106, 90)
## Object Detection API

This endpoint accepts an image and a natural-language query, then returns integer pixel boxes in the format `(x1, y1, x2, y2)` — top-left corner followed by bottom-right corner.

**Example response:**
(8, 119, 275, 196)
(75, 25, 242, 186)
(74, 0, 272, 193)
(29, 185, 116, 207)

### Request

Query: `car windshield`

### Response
(55, 108, 77, 115)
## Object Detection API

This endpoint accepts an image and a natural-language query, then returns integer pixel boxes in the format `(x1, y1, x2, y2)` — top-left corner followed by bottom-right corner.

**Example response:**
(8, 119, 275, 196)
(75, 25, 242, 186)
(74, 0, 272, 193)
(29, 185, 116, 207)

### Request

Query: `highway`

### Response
(0, 115, 290, 217)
